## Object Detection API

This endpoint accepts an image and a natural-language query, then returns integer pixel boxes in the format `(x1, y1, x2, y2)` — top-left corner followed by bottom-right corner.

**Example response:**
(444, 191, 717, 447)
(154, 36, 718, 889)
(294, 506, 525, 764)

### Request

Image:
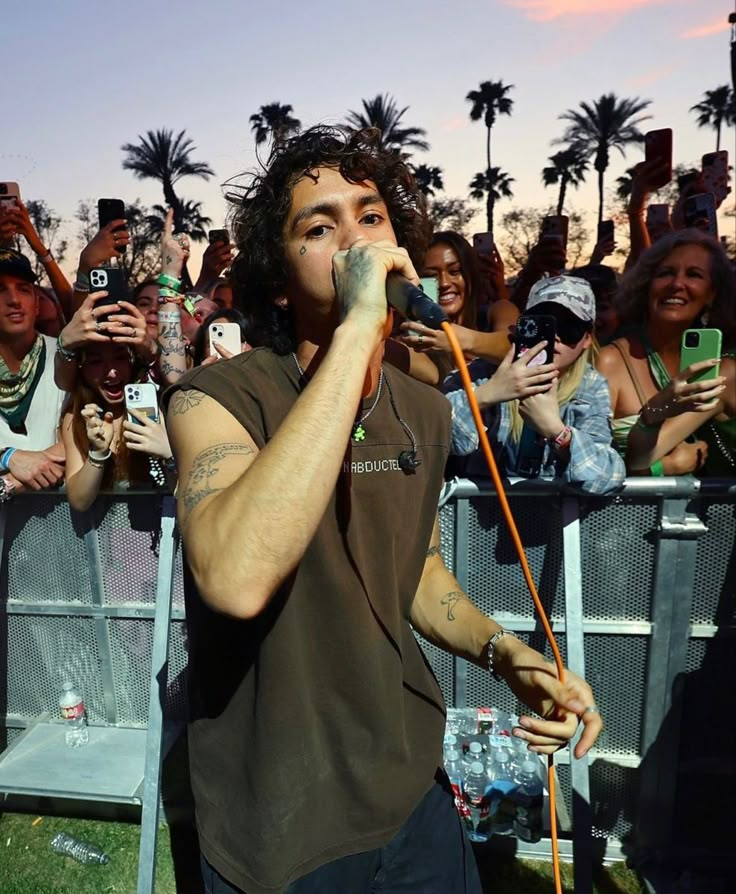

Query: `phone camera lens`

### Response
(685, 332, 699, 348)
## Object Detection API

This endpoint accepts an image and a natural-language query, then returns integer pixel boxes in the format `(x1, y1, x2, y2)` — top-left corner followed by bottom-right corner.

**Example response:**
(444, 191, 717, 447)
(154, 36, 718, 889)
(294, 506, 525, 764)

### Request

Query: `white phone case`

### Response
(124, 383, 159, 424)
(209, 322, 242, 358)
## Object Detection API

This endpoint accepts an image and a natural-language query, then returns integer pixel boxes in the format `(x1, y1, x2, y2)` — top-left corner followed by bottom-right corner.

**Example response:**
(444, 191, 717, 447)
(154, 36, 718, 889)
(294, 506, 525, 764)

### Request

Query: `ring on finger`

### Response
(582, 705, 599, 715)
(95, 319, 102, 333)
(417, 333, 423, 343)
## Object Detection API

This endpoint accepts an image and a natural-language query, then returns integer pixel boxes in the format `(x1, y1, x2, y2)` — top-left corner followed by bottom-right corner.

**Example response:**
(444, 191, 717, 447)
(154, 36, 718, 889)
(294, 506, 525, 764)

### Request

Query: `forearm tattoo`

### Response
(181, 442, 254, 515)
(426, 545, 441, 558)
(440, 590, 464, 621)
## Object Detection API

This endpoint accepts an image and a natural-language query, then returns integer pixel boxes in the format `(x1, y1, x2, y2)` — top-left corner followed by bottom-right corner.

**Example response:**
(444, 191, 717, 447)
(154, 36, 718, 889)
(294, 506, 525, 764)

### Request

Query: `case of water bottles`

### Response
(443, 707, 547, 843)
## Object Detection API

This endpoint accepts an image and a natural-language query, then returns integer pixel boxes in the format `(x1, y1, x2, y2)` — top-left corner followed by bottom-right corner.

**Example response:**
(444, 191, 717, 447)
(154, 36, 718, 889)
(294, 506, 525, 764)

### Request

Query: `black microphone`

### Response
(386, 274, 448, 330)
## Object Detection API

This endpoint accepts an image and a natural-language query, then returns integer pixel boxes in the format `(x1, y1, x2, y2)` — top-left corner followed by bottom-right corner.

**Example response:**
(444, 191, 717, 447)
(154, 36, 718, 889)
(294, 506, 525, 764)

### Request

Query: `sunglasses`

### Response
(533, 304, 591, 347)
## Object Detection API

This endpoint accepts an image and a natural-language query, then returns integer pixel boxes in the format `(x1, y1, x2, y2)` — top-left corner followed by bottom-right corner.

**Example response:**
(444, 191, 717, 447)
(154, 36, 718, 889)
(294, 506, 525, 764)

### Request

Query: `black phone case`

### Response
(98, 199, 126, 253)
(89, 267, 129, 316)
(514, 315, 556, 365)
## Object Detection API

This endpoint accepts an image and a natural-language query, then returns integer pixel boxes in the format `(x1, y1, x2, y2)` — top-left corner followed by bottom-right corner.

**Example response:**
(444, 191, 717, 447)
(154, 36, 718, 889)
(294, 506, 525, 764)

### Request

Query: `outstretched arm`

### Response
(411, 518, 602, 758)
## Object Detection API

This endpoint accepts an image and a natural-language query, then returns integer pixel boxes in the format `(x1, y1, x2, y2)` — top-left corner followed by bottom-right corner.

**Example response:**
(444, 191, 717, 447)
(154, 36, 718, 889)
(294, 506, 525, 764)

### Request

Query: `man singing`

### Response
(164, 126, 602, 894)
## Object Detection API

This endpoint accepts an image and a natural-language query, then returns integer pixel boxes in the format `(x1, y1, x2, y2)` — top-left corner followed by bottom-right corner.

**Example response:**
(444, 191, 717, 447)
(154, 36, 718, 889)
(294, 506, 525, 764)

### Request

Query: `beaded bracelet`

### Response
(73, 281, 90, 293)
(56, 333, 77, 362)
(157, 273, 182, 292)
(487, 629, 516, 681)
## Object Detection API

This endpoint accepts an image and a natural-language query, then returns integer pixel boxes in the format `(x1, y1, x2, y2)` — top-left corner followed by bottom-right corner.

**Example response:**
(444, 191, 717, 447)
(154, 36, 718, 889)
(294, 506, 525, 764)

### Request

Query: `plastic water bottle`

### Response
(464, 761, 491, 842)
(463, 740, 485, 772)
(51, 831, 109, 865)
(443, 732, 458, 763)
(513, 759, 544, 843)
(445, 747, 471, 832)
(59, 681, 89, 748)
(488, 747, 516, 835)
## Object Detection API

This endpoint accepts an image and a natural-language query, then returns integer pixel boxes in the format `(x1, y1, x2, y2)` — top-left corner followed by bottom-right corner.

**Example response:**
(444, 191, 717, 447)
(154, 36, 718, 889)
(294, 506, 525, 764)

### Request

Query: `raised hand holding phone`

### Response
(162, 208, 190, 277)
(124, 405, 172, 459)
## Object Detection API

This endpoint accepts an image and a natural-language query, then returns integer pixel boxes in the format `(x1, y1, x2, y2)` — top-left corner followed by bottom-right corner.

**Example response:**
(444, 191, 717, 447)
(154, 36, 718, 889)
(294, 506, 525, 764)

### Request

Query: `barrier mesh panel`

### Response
(587, 759, 638, 841)
(583, 633, 646, 756)
(438, 502, 455, 575)
(6, 615, 107, 723)
(414, 636, 454, 708)
(166, 621, 189, 722)
(579, 499, 657, 622)
(3, 497, 93, 604)
(466, 497, 565, 621)
(96, 496, 163, 605)
(689, 501, 735, 626)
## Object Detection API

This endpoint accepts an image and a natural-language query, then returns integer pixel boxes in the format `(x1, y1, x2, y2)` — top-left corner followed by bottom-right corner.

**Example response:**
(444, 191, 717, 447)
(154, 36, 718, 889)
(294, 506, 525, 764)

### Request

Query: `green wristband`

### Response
(649, 460, 664, 477)
(157, 273, 182, 292)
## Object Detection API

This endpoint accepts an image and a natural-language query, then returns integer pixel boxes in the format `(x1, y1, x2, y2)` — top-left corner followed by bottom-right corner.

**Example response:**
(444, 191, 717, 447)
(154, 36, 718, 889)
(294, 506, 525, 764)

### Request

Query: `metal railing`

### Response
(0, 477, 734, 892)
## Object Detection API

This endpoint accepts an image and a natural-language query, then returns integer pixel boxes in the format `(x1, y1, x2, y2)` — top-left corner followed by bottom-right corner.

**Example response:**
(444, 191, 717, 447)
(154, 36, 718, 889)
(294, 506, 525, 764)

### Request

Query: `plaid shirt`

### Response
(443, 360, 625, 495)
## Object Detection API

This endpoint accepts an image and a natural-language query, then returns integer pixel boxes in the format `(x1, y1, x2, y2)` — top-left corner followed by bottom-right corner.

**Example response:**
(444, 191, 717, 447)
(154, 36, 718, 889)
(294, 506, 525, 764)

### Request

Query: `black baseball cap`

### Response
(0, 249, 38, 283)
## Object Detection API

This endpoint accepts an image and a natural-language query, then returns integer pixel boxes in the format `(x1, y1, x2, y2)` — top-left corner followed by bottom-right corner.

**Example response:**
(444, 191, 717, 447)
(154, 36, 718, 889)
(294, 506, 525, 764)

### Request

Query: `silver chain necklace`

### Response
(291, 353, 385, 443)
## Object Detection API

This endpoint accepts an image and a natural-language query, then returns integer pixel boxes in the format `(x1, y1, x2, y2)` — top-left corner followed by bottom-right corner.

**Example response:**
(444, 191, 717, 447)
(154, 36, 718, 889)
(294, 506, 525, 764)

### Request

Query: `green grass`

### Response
(0, 810, 646, 894)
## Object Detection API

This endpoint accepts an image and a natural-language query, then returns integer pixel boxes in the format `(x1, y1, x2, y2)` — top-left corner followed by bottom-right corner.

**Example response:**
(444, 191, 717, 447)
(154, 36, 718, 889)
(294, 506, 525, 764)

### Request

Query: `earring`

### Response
(701, 306, 711, 326)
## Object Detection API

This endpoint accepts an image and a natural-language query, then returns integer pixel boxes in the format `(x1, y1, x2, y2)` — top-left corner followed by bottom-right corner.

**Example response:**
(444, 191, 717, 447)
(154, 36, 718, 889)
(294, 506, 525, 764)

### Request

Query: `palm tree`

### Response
(469, 167, 515, 231)
(146, 201, 213, 242)
(690, 86, 735, 151)
(466, 80, 514, 231)
(558, 93, 652, 223)
(542, 145, 589, 215)
(249, 102, 301, 149)
(345, 94, 429, 155)
(121, 128, 214, 231)
(410, 164, 444, 197)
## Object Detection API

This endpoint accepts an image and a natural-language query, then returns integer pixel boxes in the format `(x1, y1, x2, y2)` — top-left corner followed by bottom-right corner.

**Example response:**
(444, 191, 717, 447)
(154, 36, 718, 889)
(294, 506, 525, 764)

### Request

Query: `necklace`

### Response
(291, 353, 385, 443)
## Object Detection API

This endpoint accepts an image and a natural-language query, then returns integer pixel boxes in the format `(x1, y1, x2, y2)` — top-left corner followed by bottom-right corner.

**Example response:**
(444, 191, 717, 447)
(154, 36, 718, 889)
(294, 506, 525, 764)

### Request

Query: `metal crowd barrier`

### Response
(0, 478, 734, 893)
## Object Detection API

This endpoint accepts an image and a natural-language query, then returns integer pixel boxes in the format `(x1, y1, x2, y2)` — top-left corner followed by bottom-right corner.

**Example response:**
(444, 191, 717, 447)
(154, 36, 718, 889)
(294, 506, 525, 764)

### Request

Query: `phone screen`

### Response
(419, 276, 439, 303)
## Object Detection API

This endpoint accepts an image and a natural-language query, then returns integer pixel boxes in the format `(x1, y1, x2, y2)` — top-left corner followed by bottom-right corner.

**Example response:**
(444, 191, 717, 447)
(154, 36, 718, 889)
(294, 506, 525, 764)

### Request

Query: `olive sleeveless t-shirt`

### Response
(165, 348, 452, 894)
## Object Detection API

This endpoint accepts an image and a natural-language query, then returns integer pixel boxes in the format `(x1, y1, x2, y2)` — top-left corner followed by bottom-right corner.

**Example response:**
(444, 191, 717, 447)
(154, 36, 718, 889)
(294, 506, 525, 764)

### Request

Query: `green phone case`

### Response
(680, 328, 722, 382)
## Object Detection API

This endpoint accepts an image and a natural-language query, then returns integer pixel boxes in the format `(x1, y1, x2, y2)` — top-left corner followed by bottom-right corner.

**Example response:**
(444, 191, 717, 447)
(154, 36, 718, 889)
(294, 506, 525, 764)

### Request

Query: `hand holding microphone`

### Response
(332, 239, 448, 341)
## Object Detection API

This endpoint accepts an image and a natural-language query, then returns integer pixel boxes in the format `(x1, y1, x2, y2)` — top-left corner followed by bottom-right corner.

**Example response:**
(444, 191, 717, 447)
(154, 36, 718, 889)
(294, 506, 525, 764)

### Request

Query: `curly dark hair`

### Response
(616, 229, 736, 341)
(227, 126, 431, 354)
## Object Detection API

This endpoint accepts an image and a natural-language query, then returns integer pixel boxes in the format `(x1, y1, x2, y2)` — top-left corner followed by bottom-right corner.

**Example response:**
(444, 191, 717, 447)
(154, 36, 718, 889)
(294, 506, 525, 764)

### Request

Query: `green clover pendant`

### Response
(352, 424, 366, 442)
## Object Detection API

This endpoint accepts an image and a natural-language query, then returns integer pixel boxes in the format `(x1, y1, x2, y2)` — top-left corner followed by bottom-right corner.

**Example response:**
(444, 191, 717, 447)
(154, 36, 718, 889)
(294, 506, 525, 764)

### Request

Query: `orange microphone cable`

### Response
(441, 322, 565, 894)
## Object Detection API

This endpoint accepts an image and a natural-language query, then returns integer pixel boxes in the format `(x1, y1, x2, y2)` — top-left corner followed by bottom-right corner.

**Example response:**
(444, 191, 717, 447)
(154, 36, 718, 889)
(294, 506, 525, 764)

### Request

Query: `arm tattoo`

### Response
(426, 545, 441, 558)
(440, 590, 464, 622)
(181, 442, 254, 515)
(170, 390, 205, 415)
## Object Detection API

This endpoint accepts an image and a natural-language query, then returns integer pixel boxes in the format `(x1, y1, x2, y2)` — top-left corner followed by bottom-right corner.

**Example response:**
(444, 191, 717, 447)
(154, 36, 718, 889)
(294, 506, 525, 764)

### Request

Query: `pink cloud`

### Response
(624, 62, 680, 89)
(442, 118, 467, 132)
(505, 0, 667, 22)
(681, 19, 730, 39)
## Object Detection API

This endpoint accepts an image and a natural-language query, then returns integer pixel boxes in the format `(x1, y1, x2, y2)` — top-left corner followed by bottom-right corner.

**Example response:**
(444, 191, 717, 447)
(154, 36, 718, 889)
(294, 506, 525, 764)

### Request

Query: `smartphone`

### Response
(124, 383, 160, 424)
(540, 215, 569, 251)
(97, 198, 127, 253)
(0, 181, 20, 212)
(680, 328, 722, 382)
(702, 150, 729, 205)
(683, 193, 718, 236)
(644, 128, 673, 189)
(645, 204, 671, 240)
(517, 425, 546, 478)
(514, 314, 556, 366)
(472, 232, 494, 256)
(677, 170, 699, 193)
(208, 322, 243, 358)
(418, 275, 439, 303)
(208, 228, 230, 245)
(597, 219, 614, 243)
(89, 266, 129, 319)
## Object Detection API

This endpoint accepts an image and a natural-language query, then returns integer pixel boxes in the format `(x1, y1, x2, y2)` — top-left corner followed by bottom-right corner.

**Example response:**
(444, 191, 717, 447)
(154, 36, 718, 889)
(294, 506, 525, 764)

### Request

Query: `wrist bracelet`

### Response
(553, 425, 572, 447)
(157, 273, 182, 292)
(56, 333, 77, 362)
(649, 459, 664, 477)
(73, 281, 90, 293)
(158, 310, 182, 322)
(0, 447, 17, 472)
(38, 252, 52, 264)
(487, 629, 515, 681)
(88, 447, 112, 465)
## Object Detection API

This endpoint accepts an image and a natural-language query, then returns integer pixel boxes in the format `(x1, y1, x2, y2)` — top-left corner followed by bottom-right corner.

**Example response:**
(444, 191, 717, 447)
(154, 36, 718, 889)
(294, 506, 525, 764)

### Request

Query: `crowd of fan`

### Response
(0, 134, 734, 511)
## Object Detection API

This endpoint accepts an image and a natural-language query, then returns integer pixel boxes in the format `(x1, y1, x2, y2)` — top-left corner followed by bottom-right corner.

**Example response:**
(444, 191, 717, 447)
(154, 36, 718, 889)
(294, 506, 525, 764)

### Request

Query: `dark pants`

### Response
(200, 771, 482, 894)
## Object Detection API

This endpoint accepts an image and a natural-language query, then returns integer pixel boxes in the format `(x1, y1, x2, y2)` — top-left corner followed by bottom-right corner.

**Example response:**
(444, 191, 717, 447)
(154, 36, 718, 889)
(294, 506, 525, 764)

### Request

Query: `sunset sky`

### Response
(4, 0, 735, 269)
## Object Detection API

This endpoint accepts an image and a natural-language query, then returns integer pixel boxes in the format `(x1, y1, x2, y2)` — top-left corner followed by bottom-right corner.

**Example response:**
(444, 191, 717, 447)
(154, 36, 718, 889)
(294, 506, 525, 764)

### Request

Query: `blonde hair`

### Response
(508, 337, 598, 442)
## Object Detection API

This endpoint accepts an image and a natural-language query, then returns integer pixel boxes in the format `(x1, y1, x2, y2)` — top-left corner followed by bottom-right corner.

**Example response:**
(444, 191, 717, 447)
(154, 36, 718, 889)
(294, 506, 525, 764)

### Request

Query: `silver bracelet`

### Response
(38, 252, 53, 264)
(487, 629, 515, 681)
(158, 310, 181, 322)
(88, 447, 112, 466)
